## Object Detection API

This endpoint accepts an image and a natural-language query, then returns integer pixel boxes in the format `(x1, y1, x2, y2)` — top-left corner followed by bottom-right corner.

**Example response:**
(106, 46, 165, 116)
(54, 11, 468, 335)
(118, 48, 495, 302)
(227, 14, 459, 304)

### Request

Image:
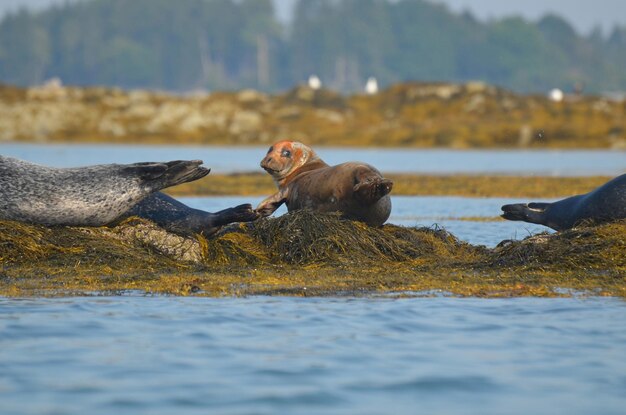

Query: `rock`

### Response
(229, 110, 262, 135)
(26, 78, 67, 100)
(237, 89, 268, 104)
(146, 101, 194, 131)
(464, 94, 485, 113)
(465, 81, 488, 94)
(98, 115, 127, 137)
(179, 110, 207, 133)
(315, 109, 344, 124)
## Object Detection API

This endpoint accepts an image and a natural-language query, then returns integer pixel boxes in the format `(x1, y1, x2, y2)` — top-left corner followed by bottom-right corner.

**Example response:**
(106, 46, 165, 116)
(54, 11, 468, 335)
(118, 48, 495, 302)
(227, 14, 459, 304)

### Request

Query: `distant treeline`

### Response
(1, 0, 626, 93)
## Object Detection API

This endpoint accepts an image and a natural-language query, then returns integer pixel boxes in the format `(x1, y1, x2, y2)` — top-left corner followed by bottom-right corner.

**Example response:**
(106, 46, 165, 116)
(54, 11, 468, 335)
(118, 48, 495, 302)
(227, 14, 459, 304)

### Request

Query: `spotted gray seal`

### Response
(501, 173, 626, 230)
(0, 155, 259, 235)
(0, 155, 211, 227)
(255, 140, 393, 226)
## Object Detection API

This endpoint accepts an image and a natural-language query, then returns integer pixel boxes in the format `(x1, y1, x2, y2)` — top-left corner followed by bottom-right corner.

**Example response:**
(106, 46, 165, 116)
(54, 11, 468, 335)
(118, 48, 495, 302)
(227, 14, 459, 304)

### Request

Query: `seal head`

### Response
(260, 140, 327, 186)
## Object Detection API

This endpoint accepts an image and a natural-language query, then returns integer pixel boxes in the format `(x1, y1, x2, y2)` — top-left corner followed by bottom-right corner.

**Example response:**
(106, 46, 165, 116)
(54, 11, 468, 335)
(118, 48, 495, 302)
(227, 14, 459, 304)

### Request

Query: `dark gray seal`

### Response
(501, 173, 626, 230)
(0, 155, 259, 235)
(127, 192, 258, 236)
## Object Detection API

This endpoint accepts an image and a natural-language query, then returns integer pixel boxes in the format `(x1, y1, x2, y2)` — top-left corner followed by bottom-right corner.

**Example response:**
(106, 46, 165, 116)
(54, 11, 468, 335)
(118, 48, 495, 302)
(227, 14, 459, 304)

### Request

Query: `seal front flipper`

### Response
(501, 202, 548, 224)
(124, 160, 210, 191)
(255, 191, 288, 217)
(353, 177, 393, 205)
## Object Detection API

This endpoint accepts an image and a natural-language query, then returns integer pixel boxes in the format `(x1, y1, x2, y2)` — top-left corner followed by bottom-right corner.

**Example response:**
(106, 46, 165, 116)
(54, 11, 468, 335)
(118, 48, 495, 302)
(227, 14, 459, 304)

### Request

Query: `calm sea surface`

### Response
(1, 143, 624, 176)
(1, 296, 625, 415)
(2, 144, 624, 414)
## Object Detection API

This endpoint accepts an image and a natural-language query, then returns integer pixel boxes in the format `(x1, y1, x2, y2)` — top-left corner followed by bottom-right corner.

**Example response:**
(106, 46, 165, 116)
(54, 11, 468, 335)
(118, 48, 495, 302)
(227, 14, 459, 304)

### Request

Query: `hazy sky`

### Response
(1, 0, 625, 35)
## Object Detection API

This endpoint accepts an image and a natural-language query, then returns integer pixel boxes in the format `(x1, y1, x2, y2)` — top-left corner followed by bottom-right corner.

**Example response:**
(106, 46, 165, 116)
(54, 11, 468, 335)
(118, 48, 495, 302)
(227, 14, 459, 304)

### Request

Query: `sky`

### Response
(0, 0, 625, 35)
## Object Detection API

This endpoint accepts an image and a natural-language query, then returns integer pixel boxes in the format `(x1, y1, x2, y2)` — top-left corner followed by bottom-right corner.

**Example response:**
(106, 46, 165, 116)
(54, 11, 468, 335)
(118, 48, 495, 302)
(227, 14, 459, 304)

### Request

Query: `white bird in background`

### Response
(308, 75, 322, 90)
(548, 88, 564, 102)
(365, 77, 378, 95)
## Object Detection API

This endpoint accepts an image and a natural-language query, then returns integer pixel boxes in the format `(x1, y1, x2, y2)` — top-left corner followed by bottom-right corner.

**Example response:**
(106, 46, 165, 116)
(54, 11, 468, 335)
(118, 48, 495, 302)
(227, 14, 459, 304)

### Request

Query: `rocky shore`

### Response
(1, 81, 624, 148)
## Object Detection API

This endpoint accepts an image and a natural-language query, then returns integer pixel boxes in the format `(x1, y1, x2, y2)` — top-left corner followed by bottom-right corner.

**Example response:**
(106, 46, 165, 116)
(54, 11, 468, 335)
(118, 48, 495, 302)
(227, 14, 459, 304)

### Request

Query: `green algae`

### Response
(1, 213, 624, 298)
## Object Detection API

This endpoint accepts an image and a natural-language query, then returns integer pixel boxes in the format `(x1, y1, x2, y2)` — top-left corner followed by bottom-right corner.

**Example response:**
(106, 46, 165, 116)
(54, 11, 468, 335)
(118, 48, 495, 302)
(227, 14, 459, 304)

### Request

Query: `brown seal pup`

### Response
(255, 141, 393, 226)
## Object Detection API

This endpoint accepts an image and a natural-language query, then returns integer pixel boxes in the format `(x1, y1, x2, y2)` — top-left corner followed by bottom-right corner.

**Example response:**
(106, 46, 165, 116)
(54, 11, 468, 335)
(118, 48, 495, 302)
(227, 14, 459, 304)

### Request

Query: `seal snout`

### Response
(260, 155, 283, 176)
(260, 156, 272, 169)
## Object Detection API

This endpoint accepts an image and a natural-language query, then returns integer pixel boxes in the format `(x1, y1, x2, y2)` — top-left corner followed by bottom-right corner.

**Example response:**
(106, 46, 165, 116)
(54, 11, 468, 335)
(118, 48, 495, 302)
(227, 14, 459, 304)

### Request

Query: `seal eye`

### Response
(281, 149, 291, 158)
(267, 146, 273, 154)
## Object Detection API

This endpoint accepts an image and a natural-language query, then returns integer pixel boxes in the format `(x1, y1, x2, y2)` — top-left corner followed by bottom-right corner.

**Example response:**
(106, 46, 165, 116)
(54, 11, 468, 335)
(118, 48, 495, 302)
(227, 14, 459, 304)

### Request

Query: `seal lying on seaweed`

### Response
(256, 140, 393, 226)
(501, 173, 626, 230)
(127, 192, 257, 236)
(0, 155, 258, 235)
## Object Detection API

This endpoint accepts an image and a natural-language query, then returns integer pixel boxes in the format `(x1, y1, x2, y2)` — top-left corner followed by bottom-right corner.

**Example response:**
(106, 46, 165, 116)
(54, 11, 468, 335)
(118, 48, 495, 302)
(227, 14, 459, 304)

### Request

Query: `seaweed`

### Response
(1, 213, 624, 298)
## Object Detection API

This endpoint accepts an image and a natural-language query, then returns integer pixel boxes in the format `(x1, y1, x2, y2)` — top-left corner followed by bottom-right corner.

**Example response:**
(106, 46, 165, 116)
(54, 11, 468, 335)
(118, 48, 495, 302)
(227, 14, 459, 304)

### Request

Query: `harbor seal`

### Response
(0, 155, 210, 227)
(126, 192, 258, 236)
(0, 155, 259, 235)
(255, 140, 393, 226)
(501, 173, 626, 230)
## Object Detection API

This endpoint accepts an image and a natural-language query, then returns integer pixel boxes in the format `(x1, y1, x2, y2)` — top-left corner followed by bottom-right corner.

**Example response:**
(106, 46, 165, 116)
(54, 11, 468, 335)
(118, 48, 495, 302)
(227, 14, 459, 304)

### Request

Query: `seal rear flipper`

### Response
(209, 204, 260, 228)
(501, 203, 547, 224)
(175, 204, 259, 237)
(126, 160, 210, 190)
(353, 177, 393, 204)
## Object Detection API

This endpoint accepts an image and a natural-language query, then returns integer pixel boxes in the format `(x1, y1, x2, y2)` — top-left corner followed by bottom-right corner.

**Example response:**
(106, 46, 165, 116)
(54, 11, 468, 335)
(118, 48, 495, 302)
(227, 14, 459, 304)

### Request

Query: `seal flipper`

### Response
(128, 193, 258, 236)
(124, 160, 210, 191)
(501, 202, 548, 224)
(353, 177, 393, 205)
(209, 204, 259, 228)
(256, 190, 288, 217)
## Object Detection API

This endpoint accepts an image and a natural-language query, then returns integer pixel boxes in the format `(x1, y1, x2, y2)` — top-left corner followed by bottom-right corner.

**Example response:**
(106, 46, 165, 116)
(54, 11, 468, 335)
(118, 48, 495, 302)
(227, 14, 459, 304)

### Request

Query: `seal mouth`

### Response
(262, 165, 282, 175)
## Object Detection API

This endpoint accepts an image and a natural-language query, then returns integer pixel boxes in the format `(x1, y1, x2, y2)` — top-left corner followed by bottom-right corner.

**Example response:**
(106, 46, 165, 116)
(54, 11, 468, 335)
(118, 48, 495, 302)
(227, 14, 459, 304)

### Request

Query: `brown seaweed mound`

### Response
(193, 210, 485, 266)
(0, 219, 183, 269)
(1, 214, 624, 297)
(246, 211, 484, 265)
(491, 220, 626, 271)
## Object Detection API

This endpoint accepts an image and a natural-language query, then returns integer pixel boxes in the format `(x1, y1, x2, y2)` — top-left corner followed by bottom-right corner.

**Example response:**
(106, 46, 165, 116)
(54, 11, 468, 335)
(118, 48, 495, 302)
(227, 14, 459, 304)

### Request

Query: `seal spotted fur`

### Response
(501, 173, 626, 230)
(0, 155, 259, 235)
(0, 155, 210, 227)
(256, 140, 393, 226)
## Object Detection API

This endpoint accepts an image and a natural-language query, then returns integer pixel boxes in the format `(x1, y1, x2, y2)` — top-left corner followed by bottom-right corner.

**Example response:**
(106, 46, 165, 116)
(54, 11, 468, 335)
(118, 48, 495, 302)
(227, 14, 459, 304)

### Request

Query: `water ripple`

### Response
(1, 296, 625, 415)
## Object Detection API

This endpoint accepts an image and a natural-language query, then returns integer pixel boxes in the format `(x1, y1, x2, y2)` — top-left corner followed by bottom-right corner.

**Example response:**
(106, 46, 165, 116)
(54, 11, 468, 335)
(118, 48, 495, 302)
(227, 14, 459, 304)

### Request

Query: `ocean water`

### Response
(1, 296, 625, 415)
(1, 142, 624, 176)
